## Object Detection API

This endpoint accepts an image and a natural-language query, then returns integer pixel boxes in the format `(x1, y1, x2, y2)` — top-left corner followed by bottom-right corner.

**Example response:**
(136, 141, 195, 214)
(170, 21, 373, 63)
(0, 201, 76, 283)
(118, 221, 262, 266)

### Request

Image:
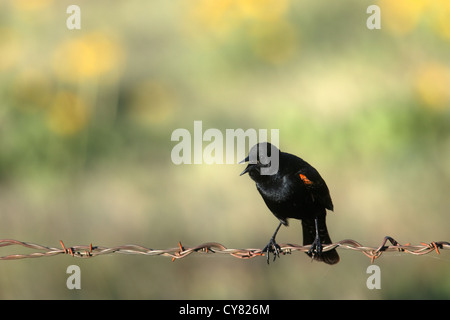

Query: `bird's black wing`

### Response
(295, 166, 334, 211)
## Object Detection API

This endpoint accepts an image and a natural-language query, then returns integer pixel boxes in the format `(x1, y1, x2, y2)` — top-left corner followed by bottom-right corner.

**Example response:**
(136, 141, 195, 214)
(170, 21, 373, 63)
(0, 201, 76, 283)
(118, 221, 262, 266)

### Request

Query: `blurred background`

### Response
(0, 0, 449, 299)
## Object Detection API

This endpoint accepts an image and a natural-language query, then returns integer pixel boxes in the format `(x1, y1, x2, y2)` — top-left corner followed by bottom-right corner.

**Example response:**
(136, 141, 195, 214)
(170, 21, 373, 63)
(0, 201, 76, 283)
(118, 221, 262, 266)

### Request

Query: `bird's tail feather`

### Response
(302, 216, 340, 265)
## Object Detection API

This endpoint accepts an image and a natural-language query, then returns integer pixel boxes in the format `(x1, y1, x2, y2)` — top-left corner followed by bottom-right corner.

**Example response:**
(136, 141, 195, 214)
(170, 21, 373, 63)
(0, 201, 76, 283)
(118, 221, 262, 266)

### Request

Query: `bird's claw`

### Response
(308, 236, 323, 258)
(262, 238, 281, 264)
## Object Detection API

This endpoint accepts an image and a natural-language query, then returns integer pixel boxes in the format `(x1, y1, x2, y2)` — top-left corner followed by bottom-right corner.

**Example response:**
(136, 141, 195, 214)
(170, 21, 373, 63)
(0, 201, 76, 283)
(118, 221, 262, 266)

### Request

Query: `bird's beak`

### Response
(239, 156, 251, 176)
(239, 156, 249, 164)
(240, 165, 252, 176)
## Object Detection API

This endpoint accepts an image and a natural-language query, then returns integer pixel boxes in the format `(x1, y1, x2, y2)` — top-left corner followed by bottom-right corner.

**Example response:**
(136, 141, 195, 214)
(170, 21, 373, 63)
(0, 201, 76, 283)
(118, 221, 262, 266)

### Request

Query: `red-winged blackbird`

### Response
(240, 142, 339, 265)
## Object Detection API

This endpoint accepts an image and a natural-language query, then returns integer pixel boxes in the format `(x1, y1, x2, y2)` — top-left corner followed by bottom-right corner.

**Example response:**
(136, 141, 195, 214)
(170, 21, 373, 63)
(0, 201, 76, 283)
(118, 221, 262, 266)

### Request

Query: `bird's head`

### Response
(240, 142, 279, 178)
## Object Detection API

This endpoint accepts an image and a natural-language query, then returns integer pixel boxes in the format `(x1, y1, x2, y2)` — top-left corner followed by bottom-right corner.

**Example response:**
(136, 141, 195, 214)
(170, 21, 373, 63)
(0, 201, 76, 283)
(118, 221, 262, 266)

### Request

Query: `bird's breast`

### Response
(256, 175, 294, 203)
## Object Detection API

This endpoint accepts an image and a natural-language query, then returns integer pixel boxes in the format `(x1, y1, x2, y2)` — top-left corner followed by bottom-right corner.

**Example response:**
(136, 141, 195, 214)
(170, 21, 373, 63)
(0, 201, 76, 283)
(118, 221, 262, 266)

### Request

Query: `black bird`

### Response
(240, 142, 339, 265)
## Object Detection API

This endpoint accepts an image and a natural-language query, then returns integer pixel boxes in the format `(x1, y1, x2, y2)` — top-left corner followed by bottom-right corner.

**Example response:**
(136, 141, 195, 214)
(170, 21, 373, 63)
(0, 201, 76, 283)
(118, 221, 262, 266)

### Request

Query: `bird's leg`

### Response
(308, 218, 323, 257)
(262, 222, 283, 264)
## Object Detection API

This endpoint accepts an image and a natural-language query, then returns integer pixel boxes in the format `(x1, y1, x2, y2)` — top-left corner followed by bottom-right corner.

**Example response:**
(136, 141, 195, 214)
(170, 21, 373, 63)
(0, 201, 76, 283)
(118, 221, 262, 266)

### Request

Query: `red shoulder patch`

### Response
(299, 173, 313, 185)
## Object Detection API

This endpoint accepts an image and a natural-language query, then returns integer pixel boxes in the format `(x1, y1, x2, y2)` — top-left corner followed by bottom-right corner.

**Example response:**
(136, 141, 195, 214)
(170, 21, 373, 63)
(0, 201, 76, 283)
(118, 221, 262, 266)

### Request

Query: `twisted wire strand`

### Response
(0, 237, 448, 263)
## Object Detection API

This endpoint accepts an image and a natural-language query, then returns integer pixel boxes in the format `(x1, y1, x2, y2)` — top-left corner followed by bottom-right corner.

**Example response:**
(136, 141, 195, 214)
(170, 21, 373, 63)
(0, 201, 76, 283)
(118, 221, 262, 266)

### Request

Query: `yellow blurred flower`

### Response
(429, 0, 450, 39)
(236, 0, 289, 21)
(415, 63, 450, 110)
(185, 0, 296, 64)
(379, 0, 450, 40)
(52, 32, 124, 82)
(379, 0, 429, 35)
(187, 0, 236, 35)
(47, 91, 90, 135)
(186, 0, 290, 35)
(11, 0, 53, 11)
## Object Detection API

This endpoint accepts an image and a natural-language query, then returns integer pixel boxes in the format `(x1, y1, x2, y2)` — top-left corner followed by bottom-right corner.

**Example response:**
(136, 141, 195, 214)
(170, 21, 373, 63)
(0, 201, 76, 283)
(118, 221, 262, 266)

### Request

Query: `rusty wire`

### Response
(0, 237, 448, 263)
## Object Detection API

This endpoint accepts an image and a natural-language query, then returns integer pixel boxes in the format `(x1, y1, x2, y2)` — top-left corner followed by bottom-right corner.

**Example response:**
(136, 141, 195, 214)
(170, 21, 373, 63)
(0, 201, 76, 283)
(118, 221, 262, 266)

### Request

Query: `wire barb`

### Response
(0, 237, 448, 262)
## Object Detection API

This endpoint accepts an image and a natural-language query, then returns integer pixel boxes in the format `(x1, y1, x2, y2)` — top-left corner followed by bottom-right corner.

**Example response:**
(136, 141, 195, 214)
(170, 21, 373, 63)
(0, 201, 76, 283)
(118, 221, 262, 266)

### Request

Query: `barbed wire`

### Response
(0, 237, 448, 263)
